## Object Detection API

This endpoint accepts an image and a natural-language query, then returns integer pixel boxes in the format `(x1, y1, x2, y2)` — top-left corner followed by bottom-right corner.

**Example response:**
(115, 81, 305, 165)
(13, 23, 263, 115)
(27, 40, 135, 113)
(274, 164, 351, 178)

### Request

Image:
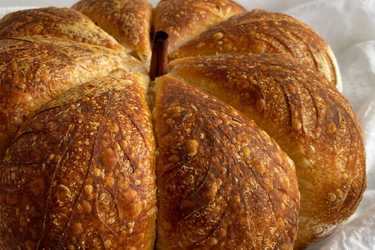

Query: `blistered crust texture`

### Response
(0, 72, 156, 249)
(154, 0, 245, 52)
(73, 0, 152, 63)
(154, 76, 299, 250)
(169, 54, 366, 248)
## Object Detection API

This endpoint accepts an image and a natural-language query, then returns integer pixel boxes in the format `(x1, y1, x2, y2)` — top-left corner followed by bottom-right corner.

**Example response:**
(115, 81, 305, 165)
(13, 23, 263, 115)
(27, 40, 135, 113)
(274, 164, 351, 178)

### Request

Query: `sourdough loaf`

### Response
(0, 0, 365, 249)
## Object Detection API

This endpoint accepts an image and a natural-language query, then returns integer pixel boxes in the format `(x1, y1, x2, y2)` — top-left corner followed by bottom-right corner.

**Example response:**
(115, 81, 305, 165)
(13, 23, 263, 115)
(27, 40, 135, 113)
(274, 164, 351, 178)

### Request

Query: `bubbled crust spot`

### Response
(73, 0, 152, 63)
(154, 0, 245, 52)
(154, 76, 300, 250)
(0, 7, 122, 50)
(0, 71, 156, 250)
(0, 36, 146, 157)
(168, 54, 366, 248)
(171, 9, 340, 87)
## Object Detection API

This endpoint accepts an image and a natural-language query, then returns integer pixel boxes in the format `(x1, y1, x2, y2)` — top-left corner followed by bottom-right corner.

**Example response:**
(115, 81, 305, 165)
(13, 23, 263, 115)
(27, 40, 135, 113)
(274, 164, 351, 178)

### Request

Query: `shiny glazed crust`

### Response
(0, 71, 156, 249)
(0, 7, 122, 50)
(168, 54, 366, 248)
(171, 9, 340, 87)
(154, 76, 299, 250)
(73, 0, 152, 63)
(153, 0, 245, 52)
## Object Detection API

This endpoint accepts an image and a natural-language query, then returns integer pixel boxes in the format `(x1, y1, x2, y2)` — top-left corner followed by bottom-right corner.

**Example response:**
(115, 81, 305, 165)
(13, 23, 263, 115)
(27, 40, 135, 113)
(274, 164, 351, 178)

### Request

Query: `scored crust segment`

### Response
(154, 0, 246, 53)
(154, 76, 299, 250)
(0, 7, 122, 50)
(73, 0, 153, 63)
(0, 71, 156, 249)
(0, 36, 147, 158)
(168, 54, 366, 249)
(170, 9, 340, 87)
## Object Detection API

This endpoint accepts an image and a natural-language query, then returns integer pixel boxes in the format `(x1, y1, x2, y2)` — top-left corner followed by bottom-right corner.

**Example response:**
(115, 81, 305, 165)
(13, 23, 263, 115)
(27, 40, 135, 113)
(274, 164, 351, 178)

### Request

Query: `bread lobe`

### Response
(0, 36, 146, 157)
(154, 75, 300, 249)
(171, 9, 340, 87)
(73, 0, 152, 63)
(154, 0, 245, 53)
(0, 7, 122, 50)
(0, 71, 156, 249)
(168, 54, 366, 248)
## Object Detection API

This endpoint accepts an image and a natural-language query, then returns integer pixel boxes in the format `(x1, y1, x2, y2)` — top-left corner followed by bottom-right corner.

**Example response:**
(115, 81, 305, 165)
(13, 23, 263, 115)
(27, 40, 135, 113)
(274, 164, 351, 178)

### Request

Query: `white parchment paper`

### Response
(1, 0, 374, 249)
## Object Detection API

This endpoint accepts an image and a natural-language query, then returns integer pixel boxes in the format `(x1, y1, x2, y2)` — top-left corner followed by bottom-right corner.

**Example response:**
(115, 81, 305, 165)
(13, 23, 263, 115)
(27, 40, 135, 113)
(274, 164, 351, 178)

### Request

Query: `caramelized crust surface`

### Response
(154, 76, 299, 250)
(0, 71, 156, 249)
(0, 7, 122, 50)
(0, 36, 147, 157)
(154, 0, 245, 52)
(171, 9, 340, 87)
(73, 0, 152, 63)
(168, 54, 366, 248)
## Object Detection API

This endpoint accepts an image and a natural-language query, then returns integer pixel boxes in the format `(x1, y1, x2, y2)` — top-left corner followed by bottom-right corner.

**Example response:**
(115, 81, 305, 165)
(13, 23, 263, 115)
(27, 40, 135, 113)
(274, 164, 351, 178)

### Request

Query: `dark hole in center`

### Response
(150, 31, 169, 80)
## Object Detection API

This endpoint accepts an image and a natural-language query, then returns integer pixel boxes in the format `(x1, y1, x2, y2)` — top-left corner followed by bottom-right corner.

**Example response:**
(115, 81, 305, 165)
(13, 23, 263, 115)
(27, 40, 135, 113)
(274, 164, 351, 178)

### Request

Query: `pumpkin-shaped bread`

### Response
(0, 1, 365, 249)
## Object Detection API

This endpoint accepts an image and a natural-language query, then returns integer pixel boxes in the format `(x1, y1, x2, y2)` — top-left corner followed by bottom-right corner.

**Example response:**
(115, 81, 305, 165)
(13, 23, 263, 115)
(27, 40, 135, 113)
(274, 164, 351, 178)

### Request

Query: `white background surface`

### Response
(1, 0, 374, 249)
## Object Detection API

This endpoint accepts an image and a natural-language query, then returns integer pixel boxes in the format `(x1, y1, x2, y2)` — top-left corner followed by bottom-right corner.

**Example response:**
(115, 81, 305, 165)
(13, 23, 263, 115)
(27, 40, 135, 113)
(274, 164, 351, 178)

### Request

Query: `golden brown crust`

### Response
(153, 0, 245, 52)
(171, 9, 340, 87)
(0, 7, 122, 50)
(154, 75, 300, 250)
(73, 0, 152, 63)
(0, 71, 156, 249)
(0, 36, 147, 157)
(0, 4, 366, 250)
(168, 54, 366, 248)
